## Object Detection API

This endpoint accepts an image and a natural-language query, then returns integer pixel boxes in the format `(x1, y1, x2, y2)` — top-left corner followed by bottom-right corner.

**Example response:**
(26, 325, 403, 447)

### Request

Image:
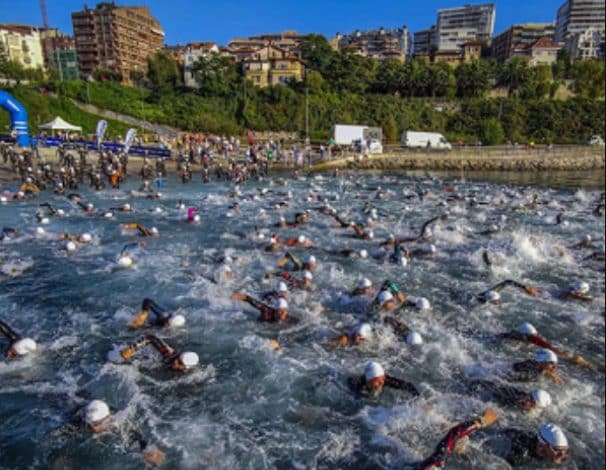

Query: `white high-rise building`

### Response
(555, 0, 605, 58)
(436, 3, 496, 51)
(0, 24, 45, 69)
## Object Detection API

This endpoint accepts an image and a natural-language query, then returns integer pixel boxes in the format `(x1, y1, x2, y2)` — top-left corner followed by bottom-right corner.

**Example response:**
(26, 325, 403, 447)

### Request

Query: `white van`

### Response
(401, 131, 451, 150)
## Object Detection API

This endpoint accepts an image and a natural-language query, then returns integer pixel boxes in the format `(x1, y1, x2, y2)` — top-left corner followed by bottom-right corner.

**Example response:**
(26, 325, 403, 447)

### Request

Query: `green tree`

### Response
(382, 113, 399, 143)
(455, 61, 490, 98)
(480, 117, 504, 145)
(298, 34, 335, 75)
(192, 53, 240, 97)
(426, 62, 456, 98)
(499, 58, 533, 98)
(147, 50, 181, 98)
(572, 59, 605, 99)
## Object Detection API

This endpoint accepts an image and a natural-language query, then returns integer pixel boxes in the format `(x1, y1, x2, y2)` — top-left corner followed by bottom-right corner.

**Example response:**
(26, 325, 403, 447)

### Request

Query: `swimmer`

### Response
(1, 227, 21, 241)
(351, 278, 375, 297)
(261, 281, 289, 302)
(476, 279, 540, 304)
(231, 293, 298, 323)
(569, 234, 594, 249)
(347, 361, 419, 398)
(122, 223, 159, 237)
(265, 270, 313, 290)
(389, 243, 410, 265)
(366, 280, 407, 316)
(395, 214, 448, 244)
(118, 334, 199, 372)
(486, 423, 570, 466)
(54, 399, 166, 466)
(110, 203, 133, 212)
(276, 252, 317, 272)
(265, 234, 282, 252)
(0, 319, 37, 358)
(496, 322, 594, 370)
(468, 380, 552, 412)
(19, 177, 40, 194)
(284, 234, 315, 249)
(128, 298, 186, 329)
(557, 280, 593, 302)
(507, 349, 565, 384)
(331, 322, 372, 346)
(412, 409, 499, 469)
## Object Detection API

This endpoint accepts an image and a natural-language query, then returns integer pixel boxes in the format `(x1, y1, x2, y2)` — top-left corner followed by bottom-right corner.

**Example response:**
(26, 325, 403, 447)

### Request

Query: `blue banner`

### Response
(33, 137, 171, 158)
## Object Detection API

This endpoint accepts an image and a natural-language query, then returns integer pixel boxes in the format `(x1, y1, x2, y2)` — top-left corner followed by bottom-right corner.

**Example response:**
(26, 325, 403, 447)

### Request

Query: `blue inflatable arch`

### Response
(0, 90, 30, 147)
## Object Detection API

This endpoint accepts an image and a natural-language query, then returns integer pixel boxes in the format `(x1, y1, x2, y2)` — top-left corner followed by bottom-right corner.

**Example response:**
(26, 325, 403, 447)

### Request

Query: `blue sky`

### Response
(2, 0, 562, 45)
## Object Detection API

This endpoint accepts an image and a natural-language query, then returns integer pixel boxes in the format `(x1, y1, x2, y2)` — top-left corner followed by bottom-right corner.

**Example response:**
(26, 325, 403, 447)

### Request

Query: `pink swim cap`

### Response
(187, 207, 197, 220)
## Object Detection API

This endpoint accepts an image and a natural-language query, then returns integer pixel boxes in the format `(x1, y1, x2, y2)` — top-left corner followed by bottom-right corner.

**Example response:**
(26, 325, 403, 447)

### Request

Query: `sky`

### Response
(1, 0, 563, 45)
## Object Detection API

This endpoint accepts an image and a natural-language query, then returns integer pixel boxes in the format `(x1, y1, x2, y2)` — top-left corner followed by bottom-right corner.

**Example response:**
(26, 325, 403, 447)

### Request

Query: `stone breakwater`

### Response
(310, 148, 605, 172)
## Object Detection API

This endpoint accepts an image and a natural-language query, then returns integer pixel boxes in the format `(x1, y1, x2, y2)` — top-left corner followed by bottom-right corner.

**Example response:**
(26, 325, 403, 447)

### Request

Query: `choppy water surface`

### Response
(0, 173, 604, 470)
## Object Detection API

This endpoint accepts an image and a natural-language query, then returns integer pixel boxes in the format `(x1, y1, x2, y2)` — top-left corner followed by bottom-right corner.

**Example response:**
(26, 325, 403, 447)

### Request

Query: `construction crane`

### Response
(40, 0, 49, 29)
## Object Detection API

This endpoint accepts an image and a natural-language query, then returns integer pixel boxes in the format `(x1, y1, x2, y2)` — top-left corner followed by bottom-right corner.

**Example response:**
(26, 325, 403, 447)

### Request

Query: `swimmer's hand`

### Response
(478, 408, 499, 429)
(120, 346, 135, 360)
(546, 370, 565, 384)
(268, 339, 281, 352)
(524, 286, 540, 297)
(276, 257, 289, 268)
(231, 293, 247, 302)
(574, 355, 596, 371)
(128, 311, 149, 329)
(142, 445, 166, 467)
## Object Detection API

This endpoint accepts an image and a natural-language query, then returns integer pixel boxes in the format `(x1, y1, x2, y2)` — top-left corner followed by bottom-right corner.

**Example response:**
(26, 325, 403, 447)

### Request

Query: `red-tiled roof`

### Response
(530, 37, 561, 50)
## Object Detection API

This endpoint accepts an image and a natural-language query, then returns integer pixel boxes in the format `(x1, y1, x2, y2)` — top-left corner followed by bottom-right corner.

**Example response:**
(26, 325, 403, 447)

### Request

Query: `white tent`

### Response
(39, 116, 82, 134)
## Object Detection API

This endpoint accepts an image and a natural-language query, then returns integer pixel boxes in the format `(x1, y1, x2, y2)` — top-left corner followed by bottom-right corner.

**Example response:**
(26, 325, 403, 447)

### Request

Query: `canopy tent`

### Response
(39, 116, 82, 134)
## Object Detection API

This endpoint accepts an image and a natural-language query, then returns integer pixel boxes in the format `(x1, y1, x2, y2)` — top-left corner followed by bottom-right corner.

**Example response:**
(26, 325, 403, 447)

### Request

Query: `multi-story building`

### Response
(491, 23, 556, 62)
(413, 26, 437, 57)
(0, 24, 45, 69)
(182, 42, 220, 88)
(567, 27, 605, 59)
(555, 0, 605, 42)
(332, 26, 412, 61)
(40, 29, 79, 80)
(436, 3, 496, 51)
(555, 0, 605, 58)
(71, 2, 164, 83)
(510, 37, 562, 66)
(241, 44, 305, 87)
(228, 31, 304, 55)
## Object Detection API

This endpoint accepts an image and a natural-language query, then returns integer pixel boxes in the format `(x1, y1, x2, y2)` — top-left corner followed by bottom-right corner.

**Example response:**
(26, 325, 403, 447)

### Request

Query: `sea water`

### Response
(0, 173, 604, 469)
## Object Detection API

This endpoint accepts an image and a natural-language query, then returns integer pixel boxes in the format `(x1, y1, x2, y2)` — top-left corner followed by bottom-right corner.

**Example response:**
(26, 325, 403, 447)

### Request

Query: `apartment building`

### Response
(436, 3, 496, 51)
(40, 29, 79, 80)
(555, 0, 605, 58)
(413, 26, 437, 56)
(0, 24, 45, 69)
(241, 44, 305, 87)
(182, 42, 220, 88)
(491, 23, 556, 62)
(228, 31, 304, 55)
(510, 37, 562, 66)
(71, 2, 164, 83)
(333, 26, 412, 61)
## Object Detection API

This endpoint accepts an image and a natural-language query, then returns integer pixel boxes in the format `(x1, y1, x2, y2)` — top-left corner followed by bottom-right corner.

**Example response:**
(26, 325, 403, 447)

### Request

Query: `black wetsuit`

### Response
(0, 319, 20, 352)
(348, 374, 419, 398)
(469, 380, 530, 409)
(141, 298, 172, 327)
(508, 360, 549, 382)
(242, 295, 298, 323)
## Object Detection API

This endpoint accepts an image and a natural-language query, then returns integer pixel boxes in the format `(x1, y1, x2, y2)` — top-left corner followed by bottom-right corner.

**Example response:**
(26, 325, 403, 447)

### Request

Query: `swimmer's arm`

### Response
(329, 334, 350, 347)
(385, 375, 420, 396)
(545, 369, 565, 384)
(0, 319, 19, 342)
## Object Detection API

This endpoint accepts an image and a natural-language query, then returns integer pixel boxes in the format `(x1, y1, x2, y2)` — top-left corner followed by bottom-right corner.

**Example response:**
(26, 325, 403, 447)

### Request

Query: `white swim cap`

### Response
(85, 400, 110, 425)
(364, 361, 385, 380)
(168, 314, 186, 328)
(275, 298, 288, 310)
(535, 348, 558, 364)
(104, 212, 113, 218)
(485, 290, 501, 302)
(12, 337, 37, 355)
(359, 249, 368, 259)
(490, 224, 499, 232)
(80, 233, 92, 243)
(35, 227, 45, 235)
(354, 322, 372, 339)
(56, 209, 65, 216)
(303, 271, 313, 280)
(117, 256, 133, 267)
(406, 331, 424, 345)
(378, 290, 394, 305)
(179, 351, 199, 369)
(65, 241, 77, 252)
(150, 227, 159, 235)
(155, 207, 163, 213)
(40, 217, 50, 225)
(86, 203, 94, 210)
(428, 244, 437, 254)
(530, 389, 552, 408)
(358, 278, 372, 289)
(298, 235, 306, 244)
(518, 322, 538, 336)
(277, 282, 288, 293)
(366, 231, 374, 240)
(388, 233, 395, 241)
(538, 423, 568, 448)
(583, 234, 592, 243)
(123, 203, 131, 211)
(570, 281, 589, 294)
(193, 214, 201, 222)
(415, 297, 431, 310)
(307, 255, 316, 264)
(397, 256, 408, 267)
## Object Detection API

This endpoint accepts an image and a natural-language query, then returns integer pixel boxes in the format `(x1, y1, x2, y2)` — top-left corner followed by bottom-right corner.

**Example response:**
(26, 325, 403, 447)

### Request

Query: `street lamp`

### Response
(86, 75, 93, 104)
